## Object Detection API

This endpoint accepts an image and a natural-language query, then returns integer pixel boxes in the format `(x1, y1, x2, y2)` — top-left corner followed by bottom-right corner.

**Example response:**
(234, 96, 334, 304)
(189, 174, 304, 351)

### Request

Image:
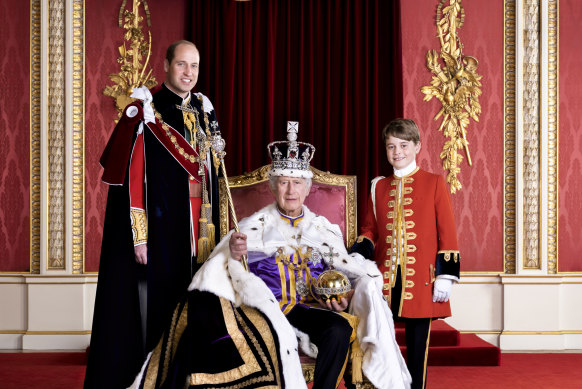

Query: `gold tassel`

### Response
(350, 337, 364, 384)
(207, 222, 215, 247)
(197, 235, 212, 264)
(197, 203, 216, 264)
(195, 133, 215, 263)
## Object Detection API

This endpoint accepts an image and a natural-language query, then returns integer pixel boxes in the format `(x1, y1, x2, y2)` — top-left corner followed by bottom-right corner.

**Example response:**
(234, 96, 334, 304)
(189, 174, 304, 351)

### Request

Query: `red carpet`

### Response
(2, 351, 582, 388)
(0, 322, 502, 388)
(396, 320, 501, 366)
(0, 352, 87, 389)
(426, 353, 582, 389)
(395, 320, 460, 347)
(0, 321, 503, 388)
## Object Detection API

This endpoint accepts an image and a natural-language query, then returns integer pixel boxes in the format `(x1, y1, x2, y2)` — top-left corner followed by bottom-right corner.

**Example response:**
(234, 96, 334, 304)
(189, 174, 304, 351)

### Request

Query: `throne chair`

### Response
(219, 165, 374, 388)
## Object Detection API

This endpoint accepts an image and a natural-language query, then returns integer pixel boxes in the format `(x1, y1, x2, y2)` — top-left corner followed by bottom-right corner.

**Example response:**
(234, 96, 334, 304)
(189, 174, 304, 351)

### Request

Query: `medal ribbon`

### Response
(145, 118, 204, 179)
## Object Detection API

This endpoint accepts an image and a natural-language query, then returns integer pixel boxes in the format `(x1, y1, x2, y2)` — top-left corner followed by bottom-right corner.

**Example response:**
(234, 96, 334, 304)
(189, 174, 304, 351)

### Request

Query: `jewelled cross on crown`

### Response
(287, 121, 299, 159)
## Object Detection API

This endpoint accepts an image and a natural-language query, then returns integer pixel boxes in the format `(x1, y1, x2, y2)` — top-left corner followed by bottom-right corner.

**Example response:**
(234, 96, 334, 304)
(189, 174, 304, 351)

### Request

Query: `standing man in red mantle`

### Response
(85, 40, 224, 389)
(350, 119, 461, 389)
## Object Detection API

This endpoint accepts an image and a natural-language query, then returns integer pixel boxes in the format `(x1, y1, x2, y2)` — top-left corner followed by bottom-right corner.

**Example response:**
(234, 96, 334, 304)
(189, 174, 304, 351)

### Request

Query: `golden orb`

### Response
(312, 269, 352, 301)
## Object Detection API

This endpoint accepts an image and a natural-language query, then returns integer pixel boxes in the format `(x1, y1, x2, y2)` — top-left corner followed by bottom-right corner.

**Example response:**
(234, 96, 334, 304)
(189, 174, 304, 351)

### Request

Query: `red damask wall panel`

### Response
(0, 1, 31, 272)
(85, 0, 188, 272)
(401, 0, 504, 272)
(558, 1, 582, 272)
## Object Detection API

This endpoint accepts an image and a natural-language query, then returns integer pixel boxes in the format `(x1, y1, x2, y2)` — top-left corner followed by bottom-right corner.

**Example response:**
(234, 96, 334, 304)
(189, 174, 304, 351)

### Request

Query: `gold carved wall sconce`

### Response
(421, 0, 482, 193)
(104, 0, 157, 116)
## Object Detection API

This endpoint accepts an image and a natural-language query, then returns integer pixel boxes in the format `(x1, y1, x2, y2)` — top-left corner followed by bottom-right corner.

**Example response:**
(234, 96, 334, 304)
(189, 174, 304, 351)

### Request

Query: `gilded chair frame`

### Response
(218, 165, 358, 248)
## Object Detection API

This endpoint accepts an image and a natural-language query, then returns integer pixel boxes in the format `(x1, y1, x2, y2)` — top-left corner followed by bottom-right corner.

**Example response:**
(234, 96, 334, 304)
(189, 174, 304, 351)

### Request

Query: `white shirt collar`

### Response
(393, 160, 417, 177)
(181, 92, 192, 106)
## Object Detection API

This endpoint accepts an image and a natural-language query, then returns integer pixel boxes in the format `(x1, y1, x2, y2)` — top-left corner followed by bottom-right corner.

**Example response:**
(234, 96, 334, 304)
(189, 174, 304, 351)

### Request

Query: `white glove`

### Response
(433, 278, 453, 303)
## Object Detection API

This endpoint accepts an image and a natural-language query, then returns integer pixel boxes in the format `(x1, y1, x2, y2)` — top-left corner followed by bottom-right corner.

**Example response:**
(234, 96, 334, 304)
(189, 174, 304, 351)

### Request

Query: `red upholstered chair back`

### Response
(218, 165, 357, 247)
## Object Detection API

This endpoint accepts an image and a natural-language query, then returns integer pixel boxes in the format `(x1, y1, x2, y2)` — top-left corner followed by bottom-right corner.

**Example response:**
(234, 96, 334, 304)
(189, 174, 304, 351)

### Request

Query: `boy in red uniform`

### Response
(350, 118, 460, 389)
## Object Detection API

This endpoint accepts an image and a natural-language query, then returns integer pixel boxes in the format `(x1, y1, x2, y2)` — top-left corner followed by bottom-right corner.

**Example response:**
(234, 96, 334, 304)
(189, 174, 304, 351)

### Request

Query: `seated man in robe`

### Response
(131, 124, 411, 389)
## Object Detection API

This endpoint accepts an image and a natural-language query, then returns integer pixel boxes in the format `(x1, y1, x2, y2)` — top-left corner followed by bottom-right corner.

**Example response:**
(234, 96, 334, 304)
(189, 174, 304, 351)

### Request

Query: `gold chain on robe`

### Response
(181, 95, 216, 263)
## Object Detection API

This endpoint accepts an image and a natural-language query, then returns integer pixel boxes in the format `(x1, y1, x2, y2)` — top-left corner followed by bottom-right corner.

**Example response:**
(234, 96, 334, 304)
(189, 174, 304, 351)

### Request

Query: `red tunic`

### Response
(358, 168, 460, 319)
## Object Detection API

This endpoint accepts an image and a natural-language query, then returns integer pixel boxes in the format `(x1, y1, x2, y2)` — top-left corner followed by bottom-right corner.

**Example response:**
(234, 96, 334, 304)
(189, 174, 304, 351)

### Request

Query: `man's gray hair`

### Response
(268, 175, 312, 191)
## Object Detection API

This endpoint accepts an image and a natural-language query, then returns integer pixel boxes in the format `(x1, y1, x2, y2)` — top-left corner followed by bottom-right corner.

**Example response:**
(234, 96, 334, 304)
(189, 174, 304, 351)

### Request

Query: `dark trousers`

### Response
(286, 305, 352, 389)
(391, 268, 432, 389)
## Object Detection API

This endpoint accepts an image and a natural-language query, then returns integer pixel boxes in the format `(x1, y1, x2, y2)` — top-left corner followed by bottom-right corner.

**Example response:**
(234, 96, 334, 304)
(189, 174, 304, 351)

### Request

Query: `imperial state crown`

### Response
(267, 121, 315, 179)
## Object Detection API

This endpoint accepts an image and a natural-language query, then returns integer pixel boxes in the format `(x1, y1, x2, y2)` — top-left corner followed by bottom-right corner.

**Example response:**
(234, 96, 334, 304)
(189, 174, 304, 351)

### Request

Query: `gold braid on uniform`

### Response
(130, 208, 147, 245)
(194, 94, 216, 263)
(182, 95, 198, 150)
(338, 312, 364, 384)
(150, 96, 217, 263)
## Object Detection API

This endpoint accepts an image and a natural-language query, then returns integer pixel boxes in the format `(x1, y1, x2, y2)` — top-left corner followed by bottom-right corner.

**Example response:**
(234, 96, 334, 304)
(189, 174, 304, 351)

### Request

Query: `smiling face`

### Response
(385, 135, 421, 170)
(271, 176, 310, 217)
(164, 43, 200, 98)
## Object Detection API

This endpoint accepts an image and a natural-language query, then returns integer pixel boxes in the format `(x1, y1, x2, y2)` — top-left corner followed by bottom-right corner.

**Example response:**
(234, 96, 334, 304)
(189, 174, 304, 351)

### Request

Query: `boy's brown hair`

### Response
(382, 118, 421, 144)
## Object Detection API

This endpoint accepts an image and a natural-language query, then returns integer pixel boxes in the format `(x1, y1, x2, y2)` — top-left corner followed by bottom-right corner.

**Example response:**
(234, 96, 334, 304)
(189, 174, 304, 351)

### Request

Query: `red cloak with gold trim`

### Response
(85, 84, 221, 389)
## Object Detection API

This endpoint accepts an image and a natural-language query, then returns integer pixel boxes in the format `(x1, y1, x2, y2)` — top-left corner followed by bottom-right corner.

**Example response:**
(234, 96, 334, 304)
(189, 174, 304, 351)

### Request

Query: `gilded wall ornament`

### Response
(103, 0, 157, 115)
(421, 0, 482, 193)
